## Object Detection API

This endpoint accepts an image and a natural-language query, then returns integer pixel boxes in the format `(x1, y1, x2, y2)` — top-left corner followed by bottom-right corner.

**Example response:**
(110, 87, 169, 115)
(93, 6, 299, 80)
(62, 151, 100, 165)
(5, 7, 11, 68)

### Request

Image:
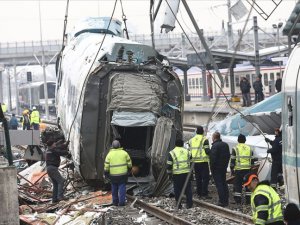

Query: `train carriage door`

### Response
(282, 45, 300, 203)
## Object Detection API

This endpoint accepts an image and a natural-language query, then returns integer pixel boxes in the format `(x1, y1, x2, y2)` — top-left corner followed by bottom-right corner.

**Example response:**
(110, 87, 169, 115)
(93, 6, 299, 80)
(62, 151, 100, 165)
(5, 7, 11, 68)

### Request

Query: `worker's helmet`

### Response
(32, 106, 36, 110)
(243, 173, 258, 187)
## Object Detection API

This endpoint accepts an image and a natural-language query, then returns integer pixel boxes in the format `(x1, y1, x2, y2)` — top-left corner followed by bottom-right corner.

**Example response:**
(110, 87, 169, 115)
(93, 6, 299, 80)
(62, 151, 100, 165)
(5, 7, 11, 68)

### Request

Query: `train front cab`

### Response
(282, 43, 300, 204)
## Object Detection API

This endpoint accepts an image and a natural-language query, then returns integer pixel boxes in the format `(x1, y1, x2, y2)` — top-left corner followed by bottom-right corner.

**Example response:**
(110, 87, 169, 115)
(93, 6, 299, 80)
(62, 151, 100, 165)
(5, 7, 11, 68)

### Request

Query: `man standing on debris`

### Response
(265, 128, 283, 189)
(104, 140, 132, 206)
(45, 136, 70, 203)
(210, 131, 230, 207)
(30, 106, 40, 130)
(188, 126, 211, 199)
(243, 173, 284, 225)
(253, 76, 264, 103)
(167, 139, 193, 209)
(230, 134, 254, 204)
(240, 77, 251, 107)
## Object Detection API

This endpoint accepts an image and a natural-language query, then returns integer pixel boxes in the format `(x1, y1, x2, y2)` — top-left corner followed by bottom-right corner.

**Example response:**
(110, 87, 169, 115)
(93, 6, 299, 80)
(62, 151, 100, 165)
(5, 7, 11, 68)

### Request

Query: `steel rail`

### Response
(127, 195, 196, 225)
(192, 198, 252, 225)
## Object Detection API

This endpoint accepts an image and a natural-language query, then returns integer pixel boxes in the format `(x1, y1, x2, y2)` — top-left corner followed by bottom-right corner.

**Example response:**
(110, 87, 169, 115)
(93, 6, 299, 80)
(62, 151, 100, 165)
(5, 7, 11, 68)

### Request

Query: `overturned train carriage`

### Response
(56, 17, 183, 186)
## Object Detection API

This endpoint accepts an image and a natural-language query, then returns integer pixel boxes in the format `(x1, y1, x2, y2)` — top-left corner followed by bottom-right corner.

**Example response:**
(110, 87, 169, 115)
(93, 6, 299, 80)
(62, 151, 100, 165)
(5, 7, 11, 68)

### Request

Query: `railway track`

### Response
(192, 198, 252, 225)
(126, 195, 195, 225)
(106, 194, 253, 225)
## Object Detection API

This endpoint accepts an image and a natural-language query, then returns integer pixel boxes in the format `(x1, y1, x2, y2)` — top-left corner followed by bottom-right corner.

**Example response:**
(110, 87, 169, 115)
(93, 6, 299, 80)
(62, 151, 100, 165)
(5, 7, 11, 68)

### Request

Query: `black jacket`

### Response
(210, 139, 230, 172)
(253, 80, 263, 93)
(267, 135, 282, 162)
(240, 79, 251, 93)
(45, 141, 69, 167)
(275, 78, 282, 92)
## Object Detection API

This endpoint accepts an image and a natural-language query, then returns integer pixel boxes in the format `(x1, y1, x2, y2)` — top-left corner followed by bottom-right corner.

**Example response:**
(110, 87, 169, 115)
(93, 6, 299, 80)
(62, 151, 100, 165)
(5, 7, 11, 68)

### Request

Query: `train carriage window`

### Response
(271, 73, 275, 80)
(195, 78, 199, 90)
(199, 78, 203, 88)
(225, 75, 229, 88)
(251, 74, 256, 84)
(263, 73, 268, 86)
(235, 76, 240, 87)
(288, 96, 293, 126)
(281, 70, 284, 76)
(192, 78, 195, 89)
(188, 78, 191, 88)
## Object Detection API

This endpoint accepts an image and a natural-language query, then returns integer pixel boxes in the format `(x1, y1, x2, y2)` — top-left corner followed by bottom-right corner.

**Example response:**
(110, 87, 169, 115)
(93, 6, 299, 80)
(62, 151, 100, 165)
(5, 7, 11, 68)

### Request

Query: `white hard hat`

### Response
(32, 106, 36, 110)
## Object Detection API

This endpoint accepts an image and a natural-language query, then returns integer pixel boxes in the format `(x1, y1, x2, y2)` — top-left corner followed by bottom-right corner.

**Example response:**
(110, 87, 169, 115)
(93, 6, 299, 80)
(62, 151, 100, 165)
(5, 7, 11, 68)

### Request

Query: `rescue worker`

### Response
(20, 109, 31, 130)
(284, 203, 300, 225)
(30, 106, 40, 130)
(188, 126, 211, 199)
(45, 136, 69, 203)
(265, 128, 283, 189)
(167, 139, 193, 209)
(210, 131, 230, 207)
(230, 134, 254, 204)
(104, 140, 132, 206)
(9, 113, 19, 130)
(0, 102, 7, 114)
(243, 173, 284, 225)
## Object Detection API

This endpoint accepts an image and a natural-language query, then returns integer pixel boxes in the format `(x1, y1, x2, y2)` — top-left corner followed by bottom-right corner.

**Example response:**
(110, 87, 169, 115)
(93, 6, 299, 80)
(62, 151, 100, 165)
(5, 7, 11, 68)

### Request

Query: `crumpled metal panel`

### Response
(111, 111, 157, 127)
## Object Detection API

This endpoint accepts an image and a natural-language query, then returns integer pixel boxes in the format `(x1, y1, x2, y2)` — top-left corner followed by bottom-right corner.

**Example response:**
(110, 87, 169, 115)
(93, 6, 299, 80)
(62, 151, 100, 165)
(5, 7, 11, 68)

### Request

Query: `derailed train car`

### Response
(56, 17, 183, 185)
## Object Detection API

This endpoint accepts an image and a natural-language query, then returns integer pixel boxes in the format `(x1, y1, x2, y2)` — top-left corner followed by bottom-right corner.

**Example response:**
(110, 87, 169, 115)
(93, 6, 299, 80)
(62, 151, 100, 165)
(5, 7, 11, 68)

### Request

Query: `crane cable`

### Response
(120, 0, 130, 39)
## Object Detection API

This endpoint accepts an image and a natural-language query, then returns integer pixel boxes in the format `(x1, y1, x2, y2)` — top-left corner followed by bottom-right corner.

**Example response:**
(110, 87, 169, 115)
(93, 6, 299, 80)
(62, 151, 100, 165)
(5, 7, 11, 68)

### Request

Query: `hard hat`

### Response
(32, 106, 36, 110)
(243, 173, 258, 187)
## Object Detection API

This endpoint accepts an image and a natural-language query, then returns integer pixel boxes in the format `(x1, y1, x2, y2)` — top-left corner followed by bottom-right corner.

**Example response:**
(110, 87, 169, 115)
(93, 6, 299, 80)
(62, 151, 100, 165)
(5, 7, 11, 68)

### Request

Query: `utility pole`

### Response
(253, 16, 260, 78)
(13, 64, 19, 115)
(39, 0, 49, 119)
(7, 68, 12, 112)
(227, 0, 234, 50)
(0, 70, 3, 103)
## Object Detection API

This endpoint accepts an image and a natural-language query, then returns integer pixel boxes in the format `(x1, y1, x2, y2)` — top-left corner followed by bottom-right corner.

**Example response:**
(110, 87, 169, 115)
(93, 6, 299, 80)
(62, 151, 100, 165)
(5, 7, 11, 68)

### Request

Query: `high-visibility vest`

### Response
(232, 143, 252, 170)
(31, 110, 40, 124)
(104, 148, 132, 176)
(189, 134, 209, 163)
(251, 184, 283, 225)
(167, 147, 190, 175)
(1, 103, 7, 113)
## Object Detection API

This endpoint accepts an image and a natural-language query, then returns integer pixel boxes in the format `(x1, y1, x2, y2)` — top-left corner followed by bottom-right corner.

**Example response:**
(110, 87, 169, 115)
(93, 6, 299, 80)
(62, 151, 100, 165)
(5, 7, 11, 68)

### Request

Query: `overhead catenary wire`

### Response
(163, 0, 270, 210)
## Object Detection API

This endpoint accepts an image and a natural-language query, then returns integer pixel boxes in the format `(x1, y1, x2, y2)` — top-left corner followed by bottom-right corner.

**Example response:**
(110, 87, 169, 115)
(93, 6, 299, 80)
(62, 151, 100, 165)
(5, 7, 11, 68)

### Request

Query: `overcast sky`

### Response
(0, 0, 297, 43)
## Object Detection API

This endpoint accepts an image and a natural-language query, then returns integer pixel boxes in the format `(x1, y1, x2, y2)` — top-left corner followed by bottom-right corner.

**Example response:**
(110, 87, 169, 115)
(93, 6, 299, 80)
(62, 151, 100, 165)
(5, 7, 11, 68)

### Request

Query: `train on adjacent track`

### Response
(177, 65, 285, 99)
(55, 17, 183, 186)
(18, 81, 56, 113)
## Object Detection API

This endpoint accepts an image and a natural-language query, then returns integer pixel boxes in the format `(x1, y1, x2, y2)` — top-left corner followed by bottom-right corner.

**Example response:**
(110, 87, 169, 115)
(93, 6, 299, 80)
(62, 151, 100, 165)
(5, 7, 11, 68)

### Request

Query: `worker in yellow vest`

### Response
(30, 106, 40, 130)
(230, 134, 254, 204)
(104, 140, 132, 206)
(167, 139, 193, 209)
(188, 126, 211, 199)
(243, 173, 284, 225)
(1, 102, 7, 113)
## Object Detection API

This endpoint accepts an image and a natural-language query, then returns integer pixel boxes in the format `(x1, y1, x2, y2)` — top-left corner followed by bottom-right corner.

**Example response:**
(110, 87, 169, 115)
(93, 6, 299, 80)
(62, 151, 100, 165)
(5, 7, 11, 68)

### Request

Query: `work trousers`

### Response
(173, 173, 193, 208)
(212, 168, 229, 205)
(270, 160, 283, 188)
(47, 165, 65, 202)
(233, 169, 250, 204)
(32, 123, 39, 130)
(242, 92, 251, 107)
(194, 162, 209, 197)
(255, 91, 264, 103)
(111, 182, 126, 206)
(23, 124, 30, 130)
